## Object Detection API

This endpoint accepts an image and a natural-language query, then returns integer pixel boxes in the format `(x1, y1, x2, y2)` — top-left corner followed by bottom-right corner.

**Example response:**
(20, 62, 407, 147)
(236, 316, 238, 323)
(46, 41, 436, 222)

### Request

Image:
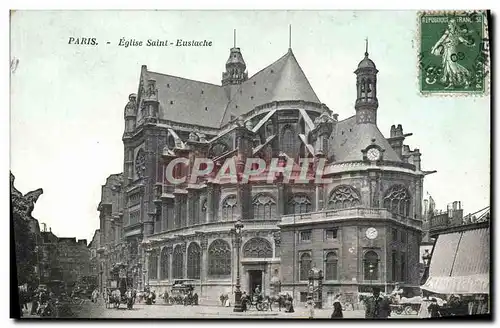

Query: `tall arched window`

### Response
(222, 195, 237, 221)
(208, 239, 231, 278)
(364, 251, 379, 281)
(160, 247, 169, 280)
(282, 126, 296, 157)
(288, 194, 312, 214)
(187, 242, 201, 279)
(252, 194, 276, 220)
(328, 185, 361, 210)
(299, 252, 312, 281)
(243, 237, 273, 258)
(148, 249, 158, 280)
(383, 185, 411, 217)
(324, 251, 338, 281)
(172, 245, 184, 279)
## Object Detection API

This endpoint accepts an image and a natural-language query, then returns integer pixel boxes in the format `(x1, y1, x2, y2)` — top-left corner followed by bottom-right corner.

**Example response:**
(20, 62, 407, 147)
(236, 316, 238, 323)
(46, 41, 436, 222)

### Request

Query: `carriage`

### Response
(105, 263, 134, 310)
(243, 294, 270, 311)
(168, 279, 198, 305)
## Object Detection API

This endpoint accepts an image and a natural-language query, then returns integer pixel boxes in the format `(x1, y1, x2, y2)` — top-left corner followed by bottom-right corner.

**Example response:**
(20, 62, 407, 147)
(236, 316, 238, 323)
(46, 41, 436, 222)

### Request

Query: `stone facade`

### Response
(56, 238, 90, 290)
(98, 41, 430, 305)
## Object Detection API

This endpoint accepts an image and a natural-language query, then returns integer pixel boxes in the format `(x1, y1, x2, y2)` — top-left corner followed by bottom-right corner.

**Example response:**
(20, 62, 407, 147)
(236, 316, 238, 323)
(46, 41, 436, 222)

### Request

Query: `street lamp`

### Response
(422, 249, 431, 267)
(142, 240, 152, 291)
(232, 220, 244, 312)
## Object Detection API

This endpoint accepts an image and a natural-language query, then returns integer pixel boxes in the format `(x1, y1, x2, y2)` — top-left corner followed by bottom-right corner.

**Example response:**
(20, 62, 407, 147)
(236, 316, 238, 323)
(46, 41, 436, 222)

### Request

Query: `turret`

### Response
(354, 39, 379, 124)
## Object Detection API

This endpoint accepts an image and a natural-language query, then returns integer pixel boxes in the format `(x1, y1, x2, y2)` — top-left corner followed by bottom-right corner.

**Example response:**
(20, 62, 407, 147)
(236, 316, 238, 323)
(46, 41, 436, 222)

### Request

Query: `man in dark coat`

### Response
(365, 287, 391, 319)
(428, 298, 441, 318)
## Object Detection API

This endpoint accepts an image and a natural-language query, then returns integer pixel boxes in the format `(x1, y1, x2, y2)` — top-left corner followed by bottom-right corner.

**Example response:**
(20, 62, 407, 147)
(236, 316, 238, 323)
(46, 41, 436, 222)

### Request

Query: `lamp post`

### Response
(232, 220, 244, 312)
(142, 240, 152, 291)
(369, 264, 374, 288)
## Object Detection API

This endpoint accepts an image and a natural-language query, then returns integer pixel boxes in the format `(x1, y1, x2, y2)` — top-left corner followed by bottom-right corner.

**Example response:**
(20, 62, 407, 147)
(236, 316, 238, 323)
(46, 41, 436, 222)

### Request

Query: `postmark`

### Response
(418, 10, 489, 96)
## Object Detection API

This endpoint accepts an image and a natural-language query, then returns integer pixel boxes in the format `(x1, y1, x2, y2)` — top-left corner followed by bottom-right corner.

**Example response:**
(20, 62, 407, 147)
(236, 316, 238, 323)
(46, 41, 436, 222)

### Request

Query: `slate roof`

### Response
(145, 49, 320, 129)
(330, 116, 401, 162)
(147, 71, 229, 128)
(220, 49, 321, 125)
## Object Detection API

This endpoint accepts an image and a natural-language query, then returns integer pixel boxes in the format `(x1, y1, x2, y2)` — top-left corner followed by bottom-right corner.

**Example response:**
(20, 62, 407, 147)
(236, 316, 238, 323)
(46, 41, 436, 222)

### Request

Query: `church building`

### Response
(97, 37, 431, 307)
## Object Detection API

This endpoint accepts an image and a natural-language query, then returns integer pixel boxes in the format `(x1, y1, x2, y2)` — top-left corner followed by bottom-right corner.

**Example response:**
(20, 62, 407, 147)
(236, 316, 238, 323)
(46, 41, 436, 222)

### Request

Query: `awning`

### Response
(422, 227, 489, 294)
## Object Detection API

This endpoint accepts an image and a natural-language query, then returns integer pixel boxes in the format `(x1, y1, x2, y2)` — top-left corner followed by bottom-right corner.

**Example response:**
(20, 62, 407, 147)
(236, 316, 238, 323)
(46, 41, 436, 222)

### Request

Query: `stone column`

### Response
(167, 246, 173, 281)
(277, 183, 285, 216)
(415, 178, 423, 220)
(182, 242, 188, 278)
(174, 196, 180, 229)
(200, 236, 208, 296)
(206, 182, 214, 223)
(315, 184, 324, 211)
(186, 190, 192, 226)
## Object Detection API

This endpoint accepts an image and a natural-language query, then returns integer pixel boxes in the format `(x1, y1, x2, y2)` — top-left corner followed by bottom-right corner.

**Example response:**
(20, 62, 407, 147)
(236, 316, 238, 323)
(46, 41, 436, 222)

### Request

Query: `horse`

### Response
(265, 294, 287, 311)
(110, 289, 121, 308)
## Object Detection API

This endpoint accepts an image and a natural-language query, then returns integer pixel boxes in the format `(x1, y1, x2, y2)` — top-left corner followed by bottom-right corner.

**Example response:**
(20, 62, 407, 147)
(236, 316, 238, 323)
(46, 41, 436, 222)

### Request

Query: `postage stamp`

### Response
(418, 10, 490, 95)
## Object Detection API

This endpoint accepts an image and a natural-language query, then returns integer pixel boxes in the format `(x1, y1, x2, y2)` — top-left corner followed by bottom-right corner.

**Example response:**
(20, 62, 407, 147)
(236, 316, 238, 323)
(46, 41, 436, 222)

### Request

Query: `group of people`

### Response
(18, 287, 68, 318)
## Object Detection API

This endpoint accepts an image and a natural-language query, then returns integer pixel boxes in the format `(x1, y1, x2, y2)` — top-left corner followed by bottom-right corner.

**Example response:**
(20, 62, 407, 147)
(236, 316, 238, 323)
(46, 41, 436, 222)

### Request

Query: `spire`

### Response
(234, 29, 236, 48)
(289, 24, 292, 50)
(365, 37, 369, 57)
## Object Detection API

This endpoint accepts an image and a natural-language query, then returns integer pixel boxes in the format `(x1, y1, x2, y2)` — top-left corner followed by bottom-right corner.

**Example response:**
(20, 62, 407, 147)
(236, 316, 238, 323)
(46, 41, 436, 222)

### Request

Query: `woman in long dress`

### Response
(431, 18, 474, 89)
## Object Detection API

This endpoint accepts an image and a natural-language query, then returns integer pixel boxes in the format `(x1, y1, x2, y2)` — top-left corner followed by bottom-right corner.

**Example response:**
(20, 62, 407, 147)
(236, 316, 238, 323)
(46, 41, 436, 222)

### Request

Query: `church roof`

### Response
(220, 49, 321, 125)
(144, 49, 320, 129)
(147, 71, 229, 128)
(330, 116, 401, 162)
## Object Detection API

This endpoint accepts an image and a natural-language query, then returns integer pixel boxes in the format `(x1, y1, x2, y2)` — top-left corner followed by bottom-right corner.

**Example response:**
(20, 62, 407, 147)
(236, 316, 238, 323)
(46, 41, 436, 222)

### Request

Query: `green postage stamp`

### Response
(418, 10, 490, 95)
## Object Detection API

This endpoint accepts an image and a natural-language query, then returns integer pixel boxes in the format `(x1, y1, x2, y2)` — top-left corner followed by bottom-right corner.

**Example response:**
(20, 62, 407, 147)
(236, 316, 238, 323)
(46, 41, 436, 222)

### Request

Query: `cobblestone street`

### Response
(63, 299, 418, 319)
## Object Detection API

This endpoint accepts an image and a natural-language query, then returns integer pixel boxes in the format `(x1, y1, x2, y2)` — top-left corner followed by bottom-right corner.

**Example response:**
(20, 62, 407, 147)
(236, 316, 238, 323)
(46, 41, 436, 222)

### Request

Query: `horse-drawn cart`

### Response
(389, 296, 422, 315)
(105, 263, 134, 310)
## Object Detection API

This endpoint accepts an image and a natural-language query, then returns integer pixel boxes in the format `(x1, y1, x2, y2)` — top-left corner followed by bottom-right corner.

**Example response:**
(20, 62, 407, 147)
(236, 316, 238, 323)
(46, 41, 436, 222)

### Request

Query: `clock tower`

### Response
(355, 39, 379, 124)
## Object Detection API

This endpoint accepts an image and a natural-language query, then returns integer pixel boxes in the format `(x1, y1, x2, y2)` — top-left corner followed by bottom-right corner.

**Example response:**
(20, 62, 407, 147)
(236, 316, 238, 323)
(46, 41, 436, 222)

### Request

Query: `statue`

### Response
(11, 172, 43, 219)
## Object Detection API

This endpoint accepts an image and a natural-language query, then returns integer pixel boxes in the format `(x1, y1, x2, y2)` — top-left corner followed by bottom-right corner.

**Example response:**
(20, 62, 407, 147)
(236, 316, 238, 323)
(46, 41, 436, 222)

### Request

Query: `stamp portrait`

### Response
(418, 11, 489, 95)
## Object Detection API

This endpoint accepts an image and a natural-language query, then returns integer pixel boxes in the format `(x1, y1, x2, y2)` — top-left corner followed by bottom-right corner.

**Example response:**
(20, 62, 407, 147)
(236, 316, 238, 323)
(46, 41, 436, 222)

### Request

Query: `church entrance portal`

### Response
(248, 270, 262, 295)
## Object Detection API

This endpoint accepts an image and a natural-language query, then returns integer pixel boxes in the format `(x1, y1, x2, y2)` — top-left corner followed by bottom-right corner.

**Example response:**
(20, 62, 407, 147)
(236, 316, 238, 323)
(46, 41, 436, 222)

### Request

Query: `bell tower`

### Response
(222, 30, 248, 87)
(354, 39, 379, 124)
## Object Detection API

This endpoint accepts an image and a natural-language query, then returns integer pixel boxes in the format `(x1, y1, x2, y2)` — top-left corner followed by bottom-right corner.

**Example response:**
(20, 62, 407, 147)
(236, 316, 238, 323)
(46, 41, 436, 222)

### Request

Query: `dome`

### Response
(357, 53, 376, 69)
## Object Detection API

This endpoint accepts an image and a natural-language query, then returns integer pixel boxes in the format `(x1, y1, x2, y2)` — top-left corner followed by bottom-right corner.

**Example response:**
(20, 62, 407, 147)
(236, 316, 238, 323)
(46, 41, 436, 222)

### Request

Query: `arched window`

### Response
(243, 237, 273, 258)
(222, 195, 237, 221)
(299, 252, 312, 281)
(187, 242, 201, 279)
(282, 126, 296, 157)
(328, 185, 361, 210)
(383, 185, 411, 217)
(252, 194, 276, 220)
(324, 251, 338, 281)
(172, 245, 184, 279)
(160, 247, 169, 280)
(288, 194, 312, 214)
(208, 239, 231, 278)
(364, 251, 379, 281)
(148, 249, 158, 280)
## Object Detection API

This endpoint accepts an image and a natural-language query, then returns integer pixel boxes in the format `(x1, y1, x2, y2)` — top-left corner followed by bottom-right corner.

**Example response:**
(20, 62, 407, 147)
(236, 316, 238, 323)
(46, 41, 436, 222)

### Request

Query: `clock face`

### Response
(366, 227, 378, 240)
(367, 148, 381, 161)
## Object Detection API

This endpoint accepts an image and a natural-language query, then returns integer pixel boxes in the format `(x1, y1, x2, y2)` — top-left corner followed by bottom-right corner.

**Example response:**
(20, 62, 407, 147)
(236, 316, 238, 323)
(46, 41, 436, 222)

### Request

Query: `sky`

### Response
(10, 10, 490, 241)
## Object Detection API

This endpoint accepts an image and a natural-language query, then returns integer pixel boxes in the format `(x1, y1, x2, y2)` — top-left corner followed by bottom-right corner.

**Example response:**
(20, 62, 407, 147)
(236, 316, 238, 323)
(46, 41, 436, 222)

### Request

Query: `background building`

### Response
(57, 238, 90, 291)
(97, 41, 433, 306)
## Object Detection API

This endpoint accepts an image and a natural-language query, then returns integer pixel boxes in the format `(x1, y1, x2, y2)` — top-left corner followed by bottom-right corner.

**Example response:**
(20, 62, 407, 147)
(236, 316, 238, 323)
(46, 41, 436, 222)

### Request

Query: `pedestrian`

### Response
(365, 287, 390, 319)
(428, 298, 441, 318)
(306, 296, 315, 319)
(331, 294, 343, 318)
